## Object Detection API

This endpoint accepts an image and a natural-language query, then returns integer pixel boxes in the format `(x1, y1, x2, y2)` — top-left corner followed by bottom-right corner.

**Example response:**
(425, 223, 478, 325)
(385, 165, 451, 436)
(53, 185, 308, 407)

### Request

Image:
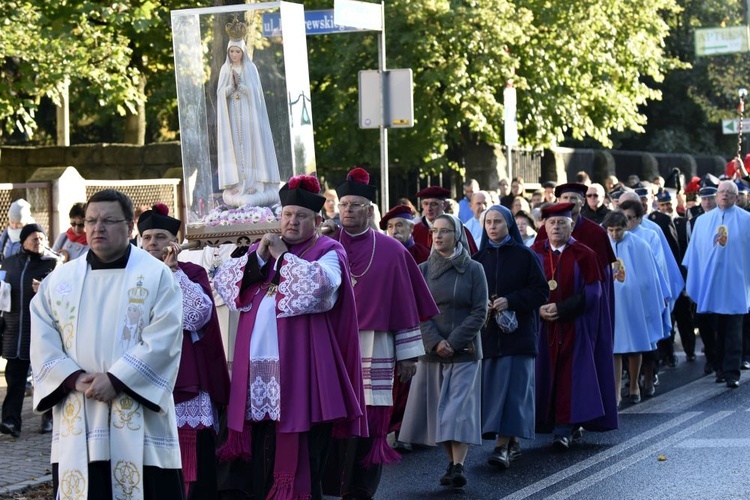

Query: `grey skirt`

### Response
(399, 360, 482, 446)
(481, 355, 535, 440)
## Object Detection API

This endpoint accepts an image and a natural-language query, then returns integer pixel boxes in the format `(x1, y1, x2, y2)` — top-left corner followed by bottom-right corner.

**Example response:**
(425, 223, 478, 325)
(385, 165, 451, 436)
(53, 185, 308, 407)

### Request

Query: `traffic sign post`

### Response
(334, 0, 393, 213)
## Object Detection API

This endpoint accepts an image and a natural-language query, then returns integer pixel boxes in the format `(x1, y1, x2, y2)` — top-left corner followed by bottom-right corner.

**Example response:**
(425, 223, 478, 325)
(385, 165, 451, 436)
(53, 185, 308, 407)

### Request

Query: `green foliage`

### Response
(308, 0, 685, 176)
(0, 0, 209, 142)
(612, 0, 748, 155)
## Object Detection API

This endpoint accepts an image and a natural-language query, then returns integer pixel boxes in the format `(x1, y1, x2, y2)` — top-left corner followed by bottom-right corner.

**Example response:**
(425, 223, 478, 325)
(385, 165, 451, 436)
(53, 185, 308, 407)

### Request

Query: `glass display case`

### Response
(171, 1, 315, 246)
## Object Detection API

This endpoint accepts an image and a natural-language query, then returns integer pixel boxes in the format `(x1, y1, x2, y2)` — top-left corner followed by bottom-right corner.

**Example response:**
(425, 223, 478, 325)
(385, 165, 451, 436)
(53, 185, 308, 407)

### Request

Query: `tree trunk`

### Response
(124, 77, 147, 145)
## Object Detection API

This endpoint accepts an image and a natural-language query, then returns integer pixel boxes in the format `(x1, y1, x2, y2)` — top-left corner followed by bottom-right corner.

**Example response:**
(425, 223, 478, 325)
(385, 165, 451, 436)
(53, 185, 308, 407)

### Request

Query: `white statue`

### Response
(216, 16, 281, 208)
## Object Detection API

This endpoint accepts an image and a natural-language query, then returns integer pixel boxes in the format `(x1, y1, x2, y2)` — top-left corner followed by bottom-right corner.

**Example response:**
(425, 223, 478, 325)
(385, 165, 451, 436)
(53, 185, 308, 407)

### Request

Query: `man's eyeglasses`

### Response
(586, 194, 599, 198)
(625, 215, 638, 221)
(429, 229, 455, 236)
(70, 222, 85, 228)
(84, 218, 129, 227)
(338, 202, 370, 210)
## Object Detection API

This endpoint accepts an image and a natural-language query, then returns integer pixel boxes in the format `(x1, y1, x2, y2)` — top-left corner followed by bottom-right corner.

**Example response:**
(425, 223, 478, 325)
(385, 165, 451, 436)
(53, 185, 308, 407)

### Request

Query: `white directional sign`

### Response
(722, 118, 750, 135)
(334, 0, 382, 31)
(695, 26, 750, 56)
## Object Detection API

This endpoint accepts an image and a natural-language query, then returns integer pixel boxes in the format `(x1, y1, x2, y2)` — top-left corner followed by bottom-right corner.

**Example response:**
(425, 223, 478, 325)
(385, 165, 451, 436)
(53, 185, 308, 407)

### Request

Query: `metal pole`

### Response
(507, 147, 513, 182)
(56, 77, 70, 146)
(378, 0, 389, 215)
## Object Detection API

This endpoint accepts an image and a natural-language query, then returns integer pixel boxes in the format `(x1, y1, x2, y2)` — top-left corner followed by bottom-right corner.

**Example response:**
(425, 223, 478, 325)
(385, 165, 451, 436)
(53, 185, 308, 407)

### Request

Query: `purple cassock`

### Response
(337, 228, 439, 329)
(218, 235, 366, 438)
(531, 237, 619, 433)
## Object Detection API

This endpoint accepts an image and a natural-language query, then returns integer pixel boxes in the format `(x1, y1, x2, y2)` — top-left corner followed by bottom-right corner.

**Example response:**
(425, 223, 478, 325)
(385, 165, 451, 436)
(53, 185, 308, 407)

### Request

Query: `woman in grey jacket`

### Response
(399, 214, 488, 489)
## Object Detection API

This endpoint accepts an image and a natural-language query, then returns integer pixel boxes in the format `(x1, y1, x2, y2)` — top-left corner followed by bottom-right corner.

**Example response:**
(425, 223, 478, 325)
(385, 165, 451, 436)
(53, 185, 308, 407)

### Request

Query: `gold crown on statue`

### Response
(127, 275, 148, 304)
(225, 15, 248, 41)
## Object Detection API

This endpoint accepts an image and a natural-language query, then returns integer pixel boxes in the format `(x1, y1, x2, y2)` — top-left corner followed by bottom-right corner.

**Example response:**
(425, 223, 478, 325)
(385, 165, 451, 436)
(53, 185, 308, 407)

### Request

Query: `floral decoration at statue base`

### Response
(185, 204, 283, 248)
(171, 2, 316, 248)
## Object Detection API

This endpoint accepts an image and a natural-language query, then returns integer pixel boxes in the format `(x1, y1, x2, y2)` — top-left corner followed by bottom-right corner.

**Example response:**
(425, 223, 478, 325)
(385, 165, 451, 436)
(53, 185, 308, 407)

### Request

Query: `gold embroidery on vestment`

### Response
(113, 460, 142, 499)
(59, 468, 86, 499)
(112, 395, 142, 431)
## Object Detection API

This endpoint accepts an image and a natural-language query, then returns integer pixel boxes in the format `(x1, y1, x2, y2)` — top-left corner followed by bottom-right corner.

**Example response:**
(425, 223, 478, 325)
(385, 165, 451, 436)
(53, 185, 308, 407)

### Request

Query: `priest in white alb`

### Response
(30, 189, 185, 500)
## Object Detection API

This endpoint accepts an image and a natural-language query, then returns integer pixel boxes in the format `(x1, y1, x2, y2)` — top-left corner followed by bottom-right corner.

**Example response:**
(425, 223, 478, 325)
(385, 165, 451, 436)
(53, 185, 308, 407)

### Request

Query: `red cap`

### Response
(541, 202, 576, 220)
(416, 186, 451, 200)
(379, 204, 414, 230)
(554, 182, 588, 198)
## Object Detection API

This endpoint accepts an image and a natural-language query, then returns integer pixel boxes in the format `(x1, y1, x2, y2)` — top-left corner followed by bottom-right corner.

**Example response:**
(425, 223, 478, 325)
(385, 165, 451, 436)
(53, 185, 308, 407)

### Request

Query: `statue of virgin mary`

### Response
(216, 16, 281, 208)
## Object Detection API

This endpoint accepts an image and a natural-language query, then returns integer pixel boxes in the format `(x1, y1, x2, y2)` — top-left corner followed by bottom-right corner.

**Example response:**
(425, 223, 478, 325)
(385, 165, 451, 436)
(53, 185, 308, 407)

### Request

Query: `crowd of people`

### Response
(0, 158, 748, 499)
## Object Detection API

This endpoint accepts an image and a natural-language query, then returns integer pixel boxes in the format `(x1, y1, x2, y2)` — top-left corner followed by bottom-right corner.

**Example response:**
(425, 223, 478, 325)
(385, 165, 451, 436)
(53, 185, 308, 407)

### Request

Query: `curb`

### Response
(0, 474, 52, 497)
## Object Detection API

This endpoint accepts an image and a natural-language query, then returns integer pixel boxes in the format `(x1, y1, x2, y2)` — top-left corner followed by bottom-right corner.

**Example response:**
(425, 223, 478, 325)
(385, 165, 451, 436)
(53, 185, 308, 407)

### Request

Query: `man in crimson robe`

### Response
(531, 203, 618, 450)
(138, 204, 231, 498)
(412, 186, 478, 254)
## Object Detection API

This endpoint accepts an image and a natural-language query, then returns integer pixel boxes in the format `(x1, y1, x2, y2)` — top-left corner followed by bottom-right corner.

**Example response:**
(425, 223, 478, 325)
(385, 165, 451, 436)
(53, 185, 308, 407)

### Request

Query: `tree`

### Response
(0, 2, 139, 140)
(614, 0, 749, 155)
(0, 0, 210, 145)
(306, 0, 684, 177)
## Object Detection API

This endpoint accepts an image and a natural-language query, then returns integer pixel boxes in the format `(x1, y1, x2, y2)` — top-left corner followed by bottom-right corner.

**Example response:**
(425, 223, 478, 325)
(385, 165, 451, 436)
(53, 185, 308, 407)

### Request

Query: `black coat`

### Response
(2, 249, 59, 360)
(473, 239, 549, 358)
(647, 210, 680, 262)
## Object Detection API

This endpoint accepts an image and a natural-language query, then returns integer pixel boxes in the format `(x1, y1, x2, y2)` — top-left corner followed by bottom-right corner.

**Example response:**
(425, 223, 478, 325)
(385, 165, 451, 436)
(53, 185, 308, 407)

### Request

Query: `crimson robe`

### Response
(531, 238, 618, 432)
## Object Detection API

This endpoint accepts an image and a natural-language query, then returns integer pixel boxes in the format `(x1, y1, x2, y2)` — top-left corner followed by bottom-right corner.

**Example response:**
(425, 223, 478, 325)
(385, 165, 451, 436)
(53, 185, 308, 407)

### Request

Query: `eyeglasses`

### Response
(586, 194, 599, 198)
(429, 229, 455, 236)
(337, 202, 370, 210)
(70, 222, 85, 228)
(625, 215, 638, 221)
(84, 218, 129, 227)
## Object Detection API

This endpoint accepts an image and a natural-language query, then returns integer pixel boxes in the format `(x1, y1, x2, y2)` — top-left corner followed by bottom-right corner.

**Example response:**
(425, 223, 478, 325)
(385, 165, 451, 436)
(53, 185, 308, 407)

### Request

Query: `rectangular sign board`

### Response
(695, 26, 750, 56)
(359, 69, 414, 129)
(262, 9, 367, 36)
(722, 118, 750, 135)
(334, 0, 382, 31)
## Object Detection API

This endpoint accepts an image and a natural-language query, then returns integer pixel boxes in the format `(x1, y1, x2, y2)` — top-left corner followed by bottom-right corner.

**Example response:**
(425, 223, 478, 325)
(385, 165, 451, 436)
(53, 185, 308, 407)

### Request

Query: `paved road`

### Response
(0, 386, 52, 496)
(376, 351, 750, 499)
(3, 348, 749, 499)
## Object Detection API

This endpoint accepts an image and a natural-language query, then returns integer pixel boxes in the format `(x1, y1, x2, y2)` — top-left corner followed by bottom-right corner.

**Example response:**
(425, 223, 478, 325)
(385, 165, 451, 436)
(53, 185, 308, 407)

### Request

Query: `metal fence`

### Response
(0, 179, 183, 241)
(0, 183, 53, 235)
(84, 179, 183, 223)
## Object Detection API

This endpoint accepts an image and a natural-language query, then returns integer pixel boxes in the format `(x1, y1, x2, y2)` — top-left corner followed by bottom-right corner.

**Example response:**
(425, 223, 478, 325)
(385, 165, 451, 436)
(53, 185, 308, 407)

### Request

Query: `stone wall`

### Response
(0, 142, 183, 182)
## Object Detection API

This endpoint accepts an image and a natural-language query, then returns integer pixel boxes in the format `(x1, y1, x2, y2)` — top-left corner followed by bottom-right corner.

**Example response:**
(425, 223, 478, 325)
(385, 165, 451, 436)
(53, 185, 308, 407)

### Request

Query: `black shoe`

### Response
(704, 362, 714, 375)
(667, 355, 678, 368)
(716, 376, 726, 383)
(508, 440, 522, 460)
(629, 393, 641, 404)
(440, 462, 454, 486)
(552, 435, 570, 451)
(742, 361, 750, 370)
(488, 446, 510, 469)
(451, 463, 467, 487)
(686, 354, 697, 362)
(643, 386, 656, 398)
(0, 422, 20, 438)
(727, 379, 740, 388)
